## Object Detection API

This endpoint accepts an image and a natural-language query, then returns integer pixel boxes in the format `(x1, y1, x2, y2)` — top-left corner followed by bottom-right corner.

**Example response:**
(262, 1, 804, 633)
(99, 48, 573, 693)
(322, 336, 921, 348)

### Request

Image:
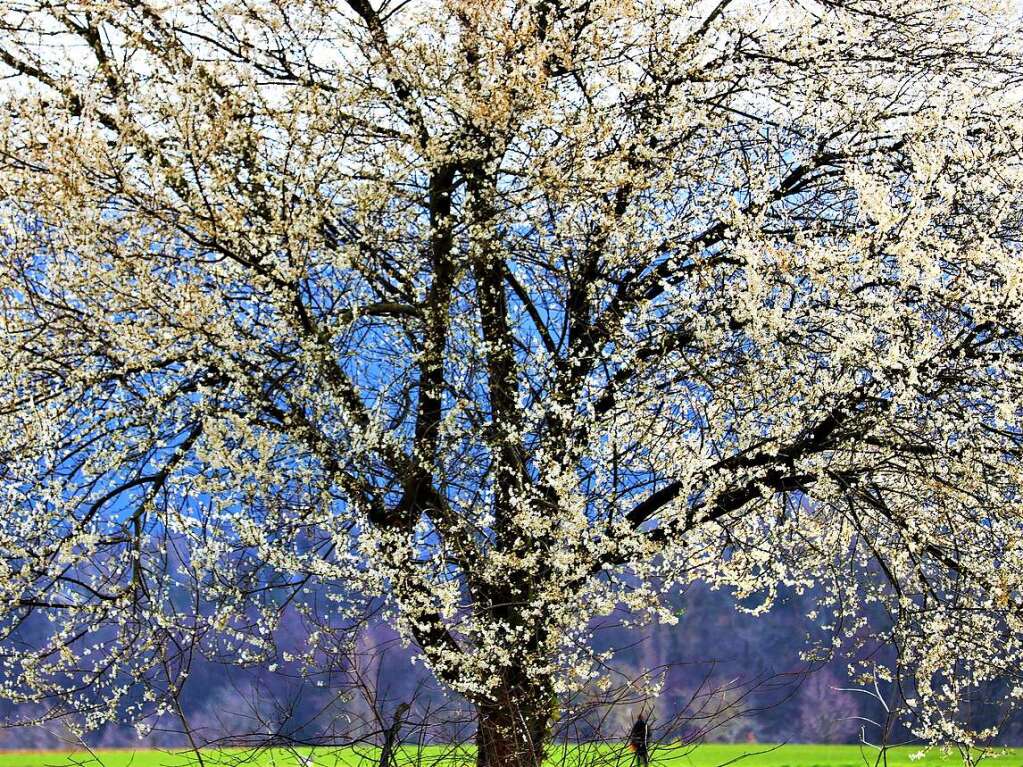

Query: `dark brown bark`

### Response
(475, 677, 552, 767)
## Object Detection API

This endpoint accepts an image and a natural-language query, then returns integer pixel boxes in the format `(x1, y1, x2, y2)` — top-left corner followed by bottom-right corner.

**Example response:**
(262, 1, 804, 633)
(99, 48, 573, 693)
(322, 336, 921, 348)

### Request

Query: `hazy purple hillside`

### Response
(2, 580, 1020, 750)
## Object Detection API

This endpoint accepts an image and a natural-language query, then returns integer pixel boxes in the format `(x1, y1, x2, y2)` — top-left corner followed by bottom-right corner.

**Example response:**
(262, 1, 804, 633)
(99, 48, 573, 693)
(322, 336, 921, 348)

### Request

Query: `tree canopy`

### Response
(1, 1, 1022, 764)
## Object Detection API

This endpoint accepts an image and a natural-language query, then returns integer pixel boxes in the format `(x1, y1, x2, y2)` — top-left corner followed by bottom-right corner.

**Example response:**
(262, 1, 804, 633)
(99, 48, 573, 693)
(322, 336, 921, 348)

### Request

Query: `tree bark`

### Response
(377, 702, 409, 767)
(475, 676, 552, 767)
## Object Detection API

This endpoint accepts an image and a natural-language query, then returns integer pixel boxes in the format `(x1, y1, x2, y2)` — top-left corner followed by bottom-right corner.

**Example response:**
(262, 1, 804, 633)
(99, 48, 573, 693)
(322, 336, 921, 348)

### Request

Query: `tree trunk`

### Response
(475, 677, 552, 767)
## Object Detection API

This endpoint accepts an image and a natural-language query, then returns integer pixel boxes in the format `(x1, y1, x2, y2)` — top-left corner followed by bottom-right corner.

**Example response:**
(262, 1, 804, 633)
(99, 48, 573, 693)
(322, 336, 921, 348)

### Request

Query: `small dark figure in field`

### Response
(629, 715, 650, 766)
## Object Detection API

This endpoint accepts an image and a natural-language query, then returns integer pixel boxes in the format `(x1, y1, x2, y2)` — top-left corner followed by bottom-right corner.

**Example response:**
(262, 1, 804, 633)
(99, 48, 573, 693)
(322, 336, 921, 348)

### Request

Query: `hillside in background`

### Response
(2, 581, 1020, 750)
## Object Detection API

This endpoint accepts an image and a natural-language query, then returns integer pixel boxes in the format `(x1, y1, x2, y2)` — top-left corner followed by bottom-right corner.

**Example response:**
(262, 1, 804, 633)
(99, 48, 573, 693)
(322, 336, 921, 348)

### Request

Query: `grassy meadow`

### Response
(0, 744, 1020, 767)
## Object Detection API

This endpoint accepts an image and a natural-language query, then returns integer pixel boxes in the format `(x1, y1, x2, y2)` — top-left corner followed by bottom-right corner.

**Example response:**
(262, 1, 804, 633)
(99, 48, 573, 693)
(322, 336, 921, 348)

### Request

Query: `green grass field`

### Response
(0, 744, 1020, 767)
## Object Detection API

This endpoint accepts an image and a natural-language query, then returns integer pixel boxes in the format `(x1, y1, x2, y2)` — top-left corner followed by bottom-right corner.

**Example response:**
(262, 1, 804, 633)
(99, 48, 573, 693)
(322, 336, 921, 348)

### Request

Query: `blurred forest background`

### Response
(3, 580, 1020, 750)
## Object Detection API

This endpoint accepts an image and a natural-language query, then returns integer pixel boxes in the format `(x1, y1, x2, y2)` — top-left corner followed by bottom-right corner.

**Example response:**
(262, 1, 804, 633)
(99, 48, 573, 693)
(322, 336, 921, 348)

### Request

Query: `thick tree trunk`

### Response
(475, 678, 552, 767)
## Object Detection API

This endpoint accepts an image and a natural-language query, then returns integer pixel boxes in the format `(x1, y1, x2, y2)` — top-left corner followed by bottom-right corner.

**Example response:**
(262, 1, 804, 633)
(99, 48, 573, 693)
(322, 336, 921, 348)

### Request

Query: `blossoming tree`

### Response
(1, 0, 1022, 764)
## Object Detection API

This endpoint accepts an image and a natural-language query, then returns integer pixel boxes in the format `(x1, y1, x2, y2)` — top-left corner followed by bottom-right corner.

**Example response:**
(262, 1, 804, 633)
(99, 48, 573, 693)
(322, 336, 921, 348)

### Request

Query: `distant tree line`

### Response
(3, 579, 1021, 751)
